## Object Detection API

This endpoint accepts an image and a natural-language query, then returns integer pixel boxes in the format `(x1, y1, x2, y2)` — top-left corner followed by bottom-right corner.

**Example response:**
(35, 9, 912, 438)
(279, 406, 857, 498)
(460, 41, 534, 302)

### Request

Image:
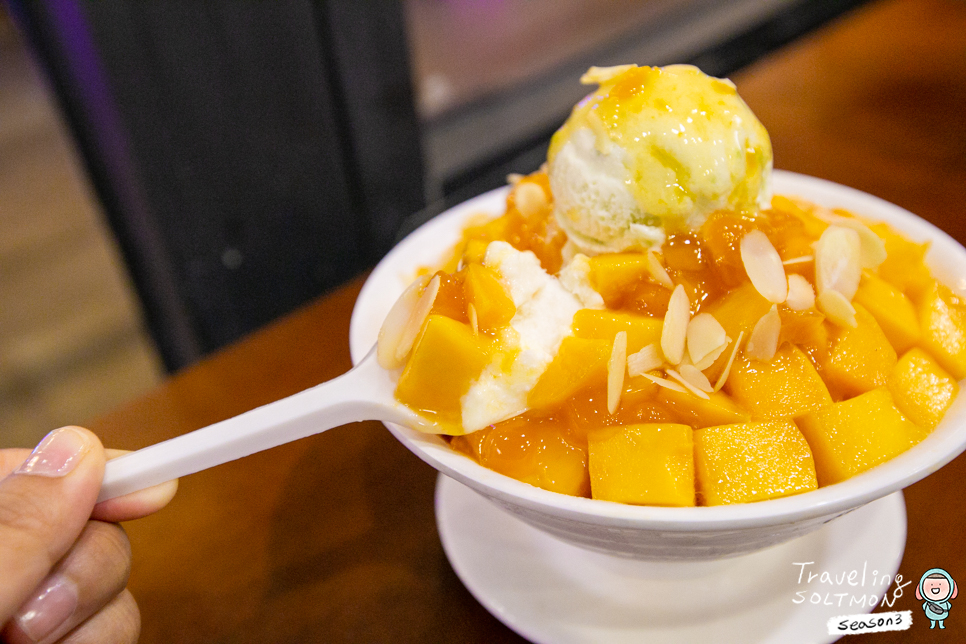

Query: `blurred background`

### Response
(0, 0, 870, 448)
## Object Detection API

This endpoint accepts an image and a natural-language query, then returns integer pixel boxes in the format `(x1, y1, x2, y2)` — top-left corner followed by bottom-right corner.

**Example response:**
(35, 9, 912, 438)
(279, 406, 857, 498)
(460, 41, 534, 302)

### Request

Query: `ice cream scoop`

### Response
(548, 64, 773, 254)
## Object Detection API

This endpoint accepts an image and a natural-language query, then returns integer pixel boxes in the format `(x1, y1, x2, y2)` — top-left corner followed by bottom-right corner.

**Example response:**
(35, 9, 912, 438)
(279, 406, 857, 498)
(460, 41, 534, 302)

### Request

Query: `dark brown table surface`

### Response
(91, 0, 966, 641)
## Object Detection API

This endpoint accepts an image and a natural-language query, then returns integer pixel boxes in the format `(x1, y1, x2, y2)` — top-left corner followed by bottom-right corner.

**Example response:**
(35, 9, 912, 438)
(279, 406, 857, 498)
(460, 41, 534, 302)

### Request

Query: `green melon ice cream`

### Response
(547, 64, 773, 254)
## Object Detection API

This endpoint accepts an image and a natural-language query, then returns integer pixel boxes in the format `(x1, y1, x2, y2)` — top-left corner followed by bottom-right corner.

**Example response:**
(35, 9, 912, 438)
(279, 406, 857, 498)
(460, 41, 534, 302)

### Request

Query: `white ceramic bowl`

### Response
(348, 170, 966, 561)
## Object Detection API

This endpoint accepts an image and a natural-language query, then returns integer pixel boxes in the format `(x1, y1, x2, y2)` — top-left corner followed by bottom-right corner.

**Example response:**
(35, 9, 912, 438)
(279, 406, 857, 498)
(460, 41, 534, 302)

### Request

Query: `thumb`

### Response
(0, 427, 106, 623)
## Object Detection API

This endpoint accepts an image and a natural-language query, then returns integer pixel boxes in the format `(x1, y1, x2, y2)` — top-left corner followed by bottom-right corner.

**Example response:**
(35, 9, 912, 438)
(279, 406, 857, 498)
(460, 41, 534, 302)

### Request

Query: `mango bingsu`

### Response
(376, 64, 961, 507)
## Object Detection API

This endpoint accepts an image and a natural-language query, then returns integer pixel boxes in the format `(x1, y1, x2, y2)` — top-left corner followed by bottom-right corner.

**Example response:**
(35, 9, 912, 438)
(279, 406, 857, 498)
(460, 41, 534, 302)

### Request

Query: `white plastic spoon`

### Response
(97, 346, 429, 502)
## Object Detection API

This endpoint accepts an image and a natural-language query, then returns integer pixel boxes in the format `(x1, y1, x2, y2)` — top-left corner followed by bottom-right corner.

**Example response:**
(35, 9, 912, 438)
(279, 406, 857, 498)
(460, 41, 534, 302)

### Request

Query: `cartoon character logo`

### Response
(916, 568, 958, 629)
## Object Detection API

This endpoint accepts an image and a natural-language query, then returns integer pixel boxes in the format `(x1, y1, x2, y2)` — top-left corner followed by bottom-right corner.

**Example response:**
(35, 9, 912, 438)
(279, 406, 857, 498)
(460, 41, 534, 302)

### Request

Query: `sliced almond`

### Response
(814, 225, 862, 301)
(646, 250, 674, 289)
(627, 343, 664, 377)
(639, 371, 688, 394)
(714, 331, 744, 392)
(782, 255, 813, 265)
(394, 275, 440, 363)
(580, 64, 635, 85)
(377, 274, 431, 369)
(740, 230, 787, 303)
(817, 288, 858, 328)
(693, 338, 730, 371)
(467, 303, 479, 336)
(513, 182, 548, 219)
(686, 312, 727, 366)
(785, 274, 816, 311)
(746, 305, 781, 362)
(607, 331, 628, 415)
(661, 284, 690, 365)
(678, 364, 714, 393)
(666, 368, 711, 400)
(823, 215, 887, 270)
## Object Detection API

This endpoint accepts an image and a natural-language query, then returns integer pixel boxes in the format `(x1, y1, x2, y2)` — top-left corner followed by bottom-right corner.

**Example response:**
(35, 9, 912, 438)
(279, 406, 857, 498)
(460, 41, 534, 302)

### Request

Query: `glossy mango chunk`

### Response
(588, 424, 695, 506)
(870, 223, 933, 300)
(441, 215, 512, 272)
(395, 314, 490, 428)
(725, 344, 832, 420)
(622, 280, 672, 317)
(527, 336, 610, 411)
(853, 273, 921, 353)
(588, 253, 651, 307)
(796, 388, 927, 485)
(667, 266, 726, 313)
(825, 303, 897, 398)
(917, 281, 966, 379)
(771, 195, 830, 240)
(779, 308, 827, 349)
(887, 348, 959, 430)
(462, 238, 490, 265)
(463, 263, 515, 333)
(703, 283, 773, 382)
(565, 377, 675, 440)
(656, 387, 750, 428)
(571, 309, 663, 355)
(451, 412, 590, 497)
(694, 420, 817, 505)
(428, 271, 467, 322)
(462, 212, 511, 247)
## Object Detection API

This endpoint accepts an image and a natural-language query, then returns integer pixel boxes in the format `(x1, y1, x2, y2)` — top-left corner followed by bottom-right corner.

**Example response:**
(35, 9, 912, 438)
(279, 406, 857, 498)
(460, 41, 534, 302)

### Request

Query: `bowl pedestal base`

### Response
(436, 475, 907, 644)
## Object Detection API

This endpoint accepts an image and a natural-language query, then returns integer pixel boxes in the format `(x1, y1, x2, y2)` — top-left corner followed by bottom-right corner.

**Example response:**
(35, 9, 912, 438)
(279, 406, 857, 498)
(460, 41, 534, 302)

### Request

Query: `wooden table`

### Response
(91, 0, 966, 641)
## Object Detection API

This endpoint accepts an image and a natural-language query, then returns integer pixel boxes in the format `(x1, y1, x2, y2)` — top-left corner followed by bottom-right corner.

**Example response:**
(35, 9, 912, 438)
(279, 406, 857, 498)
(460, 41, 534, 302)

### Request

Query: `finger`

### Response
(0, 427, 104, 623)
(2, 521, 131, 644)
(58, 589, 139, 644)
(0, 448, 177, 524)
(91, 451, 178, 523)
(0, 450, 32, 478)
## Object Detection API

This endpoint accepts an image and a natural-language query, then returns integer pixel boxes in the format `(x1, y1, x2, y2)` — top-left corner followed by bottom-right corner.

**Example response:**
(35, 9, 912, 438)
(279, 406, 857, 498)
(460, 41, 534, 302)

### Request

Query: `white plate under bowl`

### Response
(349, 170, 966, 560)
(437, 475, 906, 644)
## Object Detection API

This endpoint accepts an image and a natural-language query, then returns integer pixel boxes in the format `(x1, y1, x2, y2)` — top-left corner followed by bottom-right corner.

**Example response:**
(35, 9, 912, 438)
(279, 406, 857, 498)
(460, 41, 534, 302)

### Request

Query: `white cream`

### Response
(460, 242, 600, 432)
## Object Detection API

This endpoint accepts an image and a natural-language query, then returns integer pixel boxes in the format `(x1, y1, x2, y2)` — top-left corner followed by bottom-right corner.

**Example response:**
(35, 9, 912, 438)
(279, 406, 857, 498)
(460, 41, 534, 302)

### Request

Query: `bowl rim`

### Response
(349, 169, 966, 531)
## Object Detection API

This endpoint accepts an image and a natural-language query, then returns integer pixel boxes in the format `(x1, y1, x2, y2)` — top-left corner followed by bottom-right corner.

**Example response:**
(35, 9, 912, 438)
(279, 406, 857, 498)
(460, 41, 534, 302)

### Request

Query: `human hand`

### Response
(0, 427, 177, 643)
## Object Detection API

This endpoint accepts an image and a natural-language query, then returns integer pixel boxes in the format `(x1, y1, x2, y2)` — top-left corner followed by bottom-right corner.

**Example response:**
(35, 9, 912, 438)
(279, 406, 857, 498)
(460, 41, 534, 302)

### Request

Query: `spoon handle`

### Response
(98, 349, 411, 502)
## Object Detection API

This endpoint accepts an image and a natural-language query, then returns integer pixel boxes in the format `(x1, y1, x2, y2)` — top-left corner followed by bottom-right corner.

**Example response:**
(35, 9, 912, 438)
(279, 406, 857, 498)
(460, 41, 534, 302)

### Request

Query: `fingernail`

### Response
(15, 428, 92, 477)
(15, 575, 78, 642)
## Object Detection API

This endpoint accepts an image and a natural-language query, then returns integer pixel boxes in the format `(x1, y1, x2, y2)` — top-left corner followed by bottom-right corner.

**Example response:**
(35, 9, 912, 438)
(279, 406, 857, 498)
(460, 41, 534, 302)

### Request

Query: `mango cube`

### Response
(853, 273, 921, 353)
(887, 348, 958, 430)
(703, 283, 773, 382)
(588, 253, 651, 306)
(565, 379, 677, 439)
(527, 336, 610, 411)
(462, 239, 490, 265)
(825, 303, 897, 398)
(917, 281, 966, 379)
(725, 344, 832, 420)
(796, 387, 927, 485)
(428, 271, 467, 322)
(694, 420, 817, 505)
(463, 263, 516, 333)
(395, 314, 491, 429)
(455, 414, 591, 497)
(870, 223, 933, 300)
(657, 387, 751, 428)
(779, 308, 828, 349)
(571, 309, 663, 355)
(588, 423, 695, 506)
